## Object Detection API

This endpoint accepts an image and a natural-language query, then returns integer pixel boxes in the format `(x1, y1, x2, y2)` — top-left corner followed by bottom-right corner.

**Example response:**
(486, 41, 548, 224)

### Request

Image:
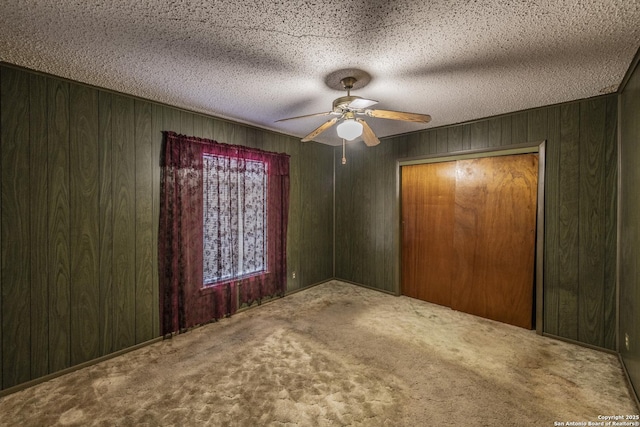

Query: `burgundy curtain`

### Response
(159, 131, 290, 335)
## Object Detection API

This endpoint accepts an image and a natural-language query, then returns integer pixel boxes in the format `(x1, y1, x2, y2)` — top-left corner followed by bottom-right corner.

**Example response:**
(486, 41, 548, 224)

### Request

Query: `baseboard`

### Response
(285, 278, 334, 296)
(541, 332, 618, 355)
(0, 279, 337, 398)
(0, 337, 163, 399)
(619, 354, 640, 412)
(235, 278, 334, 313)
(333, 277, 399, 296)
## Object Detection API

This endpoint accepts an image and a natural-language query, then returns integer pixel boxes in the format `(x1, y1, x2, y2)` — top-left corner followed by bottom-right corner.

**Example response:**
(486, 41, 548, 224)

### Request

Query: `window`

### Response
(202, 154, 268, 286)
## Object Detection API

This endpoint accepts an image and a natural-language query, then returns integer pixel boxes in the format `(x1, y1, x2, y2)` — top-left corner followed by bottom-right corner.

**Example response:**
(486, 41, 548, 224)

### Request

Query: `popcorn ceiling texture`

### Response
(1, 0, 639, 145)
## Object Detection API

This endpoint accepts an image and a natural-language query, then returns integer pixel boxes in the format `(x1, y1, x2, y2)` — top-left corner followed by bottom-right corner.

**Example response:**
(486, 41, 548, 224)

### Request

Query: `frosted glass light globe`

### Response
(336, 119, 363, 141)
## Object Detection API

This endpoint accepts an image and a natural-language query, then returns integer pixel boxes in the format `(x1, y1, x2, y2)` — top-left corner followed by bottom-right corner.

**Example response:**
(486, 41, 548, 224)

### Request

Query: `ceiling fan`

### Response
(276, 76, 432, 146)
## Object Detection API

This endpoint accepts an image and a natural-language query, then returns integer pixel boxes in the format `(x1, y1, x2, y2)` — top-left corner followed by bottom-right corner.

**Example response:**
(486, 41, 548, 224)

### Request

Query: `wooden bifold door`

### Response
(401, 154, 538, 329)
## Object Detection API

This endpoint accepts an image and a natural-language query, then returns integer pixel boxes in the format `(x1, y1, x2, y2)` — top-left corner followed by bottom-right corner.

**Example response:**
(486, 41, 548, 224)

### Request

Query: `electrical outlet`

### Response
(625, 333, 630, 351)
(292, 271, 296, 279)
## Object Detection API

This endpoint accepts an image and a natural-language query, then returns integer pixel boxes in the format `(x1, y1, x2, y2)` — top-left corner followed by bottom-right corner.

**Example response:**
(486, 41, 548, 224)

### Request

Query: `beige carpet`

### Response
(0, 280, 637, 426)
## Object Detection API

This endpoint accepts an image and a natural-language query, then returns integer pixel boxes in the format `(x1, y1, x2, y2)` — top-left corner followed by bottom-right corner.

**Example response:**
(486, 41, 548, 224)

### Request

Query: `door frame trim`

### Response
(396, 141, 547, 334)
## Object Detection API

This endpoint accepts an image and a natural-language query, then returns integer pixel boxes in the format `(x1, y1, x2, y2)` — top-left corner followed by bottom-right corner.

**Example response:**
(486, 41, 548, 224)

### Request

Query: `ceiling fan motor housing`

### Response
(333, 95, 361, 111)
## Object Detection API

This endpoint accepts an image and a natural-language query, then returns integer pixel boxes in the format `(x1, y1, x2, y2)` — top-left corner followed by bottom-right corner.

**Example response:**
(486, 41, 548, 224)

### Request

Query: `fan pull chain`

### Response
(342, 138, 347, 164)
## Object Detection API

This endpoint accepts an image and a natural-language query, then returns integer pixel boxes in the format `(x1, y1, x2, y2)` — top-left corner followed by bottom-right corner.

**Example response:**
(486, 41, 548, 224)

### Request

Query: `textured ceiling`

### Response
(1, 1, 639, 145)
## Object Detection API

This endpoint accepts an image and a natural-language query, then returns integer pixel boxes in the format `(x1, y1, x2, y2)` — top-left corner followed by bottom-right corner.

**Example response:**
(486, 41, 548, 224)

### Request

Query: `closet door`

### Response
(452, 154, 538, 329)
(401, 154, 538, 329)
(401, 161, 456, 307)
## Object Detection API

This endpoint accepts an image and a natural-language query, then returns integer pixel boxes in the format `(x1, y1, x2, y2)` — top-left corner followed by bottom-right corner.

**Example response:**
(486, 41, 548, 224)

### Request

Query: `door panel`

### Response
(401, 154, 538, 329)
(401, 162, 456, 306)
(452, 155, 538, 329)
(449, 159, 488, 319)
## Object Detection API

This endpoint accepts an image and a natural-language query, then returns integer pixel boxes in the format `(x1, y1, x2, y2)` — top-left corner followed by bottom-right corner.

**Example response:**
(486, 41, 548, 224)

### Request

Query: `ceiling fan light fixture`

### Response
(279, 72, 430, 144)
(336, 119, 363, 141)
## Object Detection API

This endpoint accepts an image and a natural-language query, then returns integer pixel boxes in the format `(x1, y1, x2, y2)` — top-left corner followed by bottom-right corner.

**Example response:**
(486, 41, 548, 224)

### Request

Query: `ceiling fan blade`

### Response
(348, 97, 378, 110)
(301, 117, 339, 142)
(275, 111, 332, 122)
(356, 119, 380, 147)
(366, 109, 432, 123)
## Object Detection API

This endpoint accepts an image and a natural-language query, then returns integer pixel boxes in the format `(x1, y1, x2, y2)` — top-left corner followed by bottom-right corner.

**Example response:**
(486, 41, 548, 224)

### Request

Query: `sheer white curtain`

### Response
(202, 155, 267, 286)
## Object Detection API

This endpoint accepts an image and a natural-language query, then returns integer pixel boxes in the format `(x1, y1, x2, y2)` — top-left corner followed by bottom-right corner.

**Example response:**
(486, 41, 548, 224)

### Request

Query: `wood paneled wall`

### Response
(0, 65, 334, 391)
(335, 96, 618, 350)
(619, 59, 640, 401)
